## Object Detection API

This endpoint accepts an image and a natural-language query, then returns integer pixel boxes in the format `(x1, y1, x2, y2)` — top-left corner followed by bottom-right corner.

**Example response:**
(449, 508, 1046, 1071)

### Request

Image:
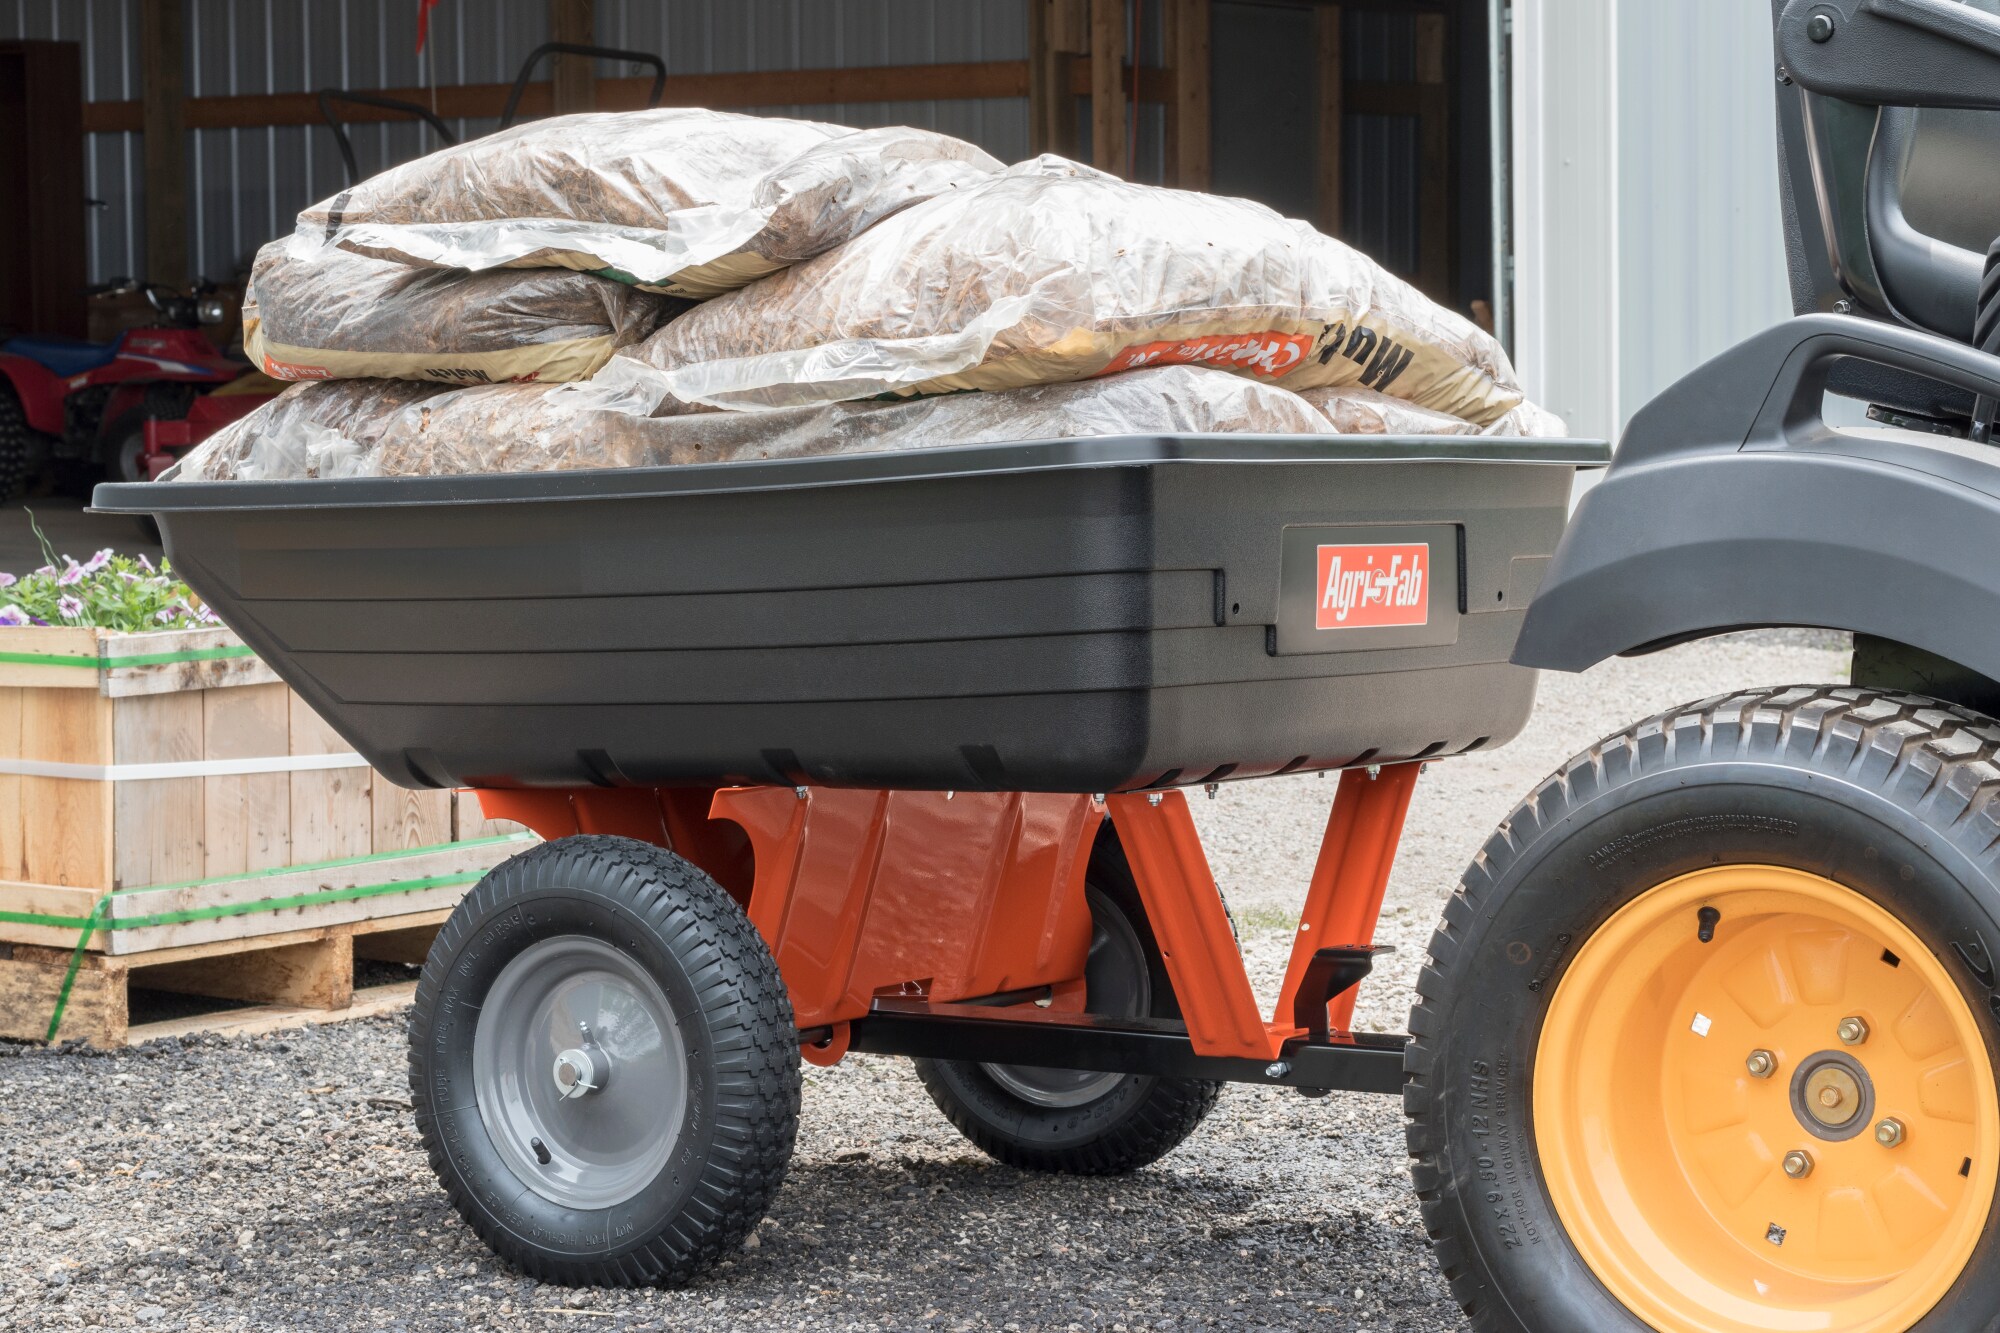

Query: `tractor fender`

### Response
(1516, 314, 2000, 681)
(0, 352, 66, 436)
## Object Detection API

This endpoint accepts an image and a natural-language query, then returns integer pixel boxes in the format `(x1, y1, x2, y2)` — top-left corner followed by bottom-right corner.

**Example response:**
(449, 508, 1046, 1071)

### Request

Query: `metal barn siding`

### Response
(2, 0, 145, 285)
(1513, 0, 1789, 444)
(1613, 0, 1788, 431)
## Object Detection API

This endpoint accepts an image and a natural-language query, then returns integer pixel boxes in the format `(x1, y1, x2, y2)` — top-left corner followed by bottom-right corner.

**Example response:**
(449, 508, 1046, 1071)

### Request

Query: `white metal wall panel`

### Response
(1510, 0, 1619, 441)
(1614, 0, 1788, 430)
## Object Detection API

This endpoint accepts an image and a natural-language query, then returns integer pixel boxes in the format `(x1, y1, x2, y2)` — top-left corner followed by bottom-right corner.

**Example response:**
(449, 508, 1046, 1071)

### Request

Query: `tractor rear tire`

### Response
(1407, 687, 2000, 1333)
(913, 831, 1221, 1174)
(409, 835, 801, 1287)
(0, 384, 41, 503)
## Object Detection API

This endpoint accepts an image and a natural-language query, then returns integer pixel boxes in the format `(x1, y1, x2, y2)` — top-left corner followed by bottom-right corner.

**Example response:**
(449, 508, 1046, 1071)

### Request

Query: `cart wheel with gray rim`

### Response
(913, 833, 1222, 1174)
(408, 835, 801, 1287)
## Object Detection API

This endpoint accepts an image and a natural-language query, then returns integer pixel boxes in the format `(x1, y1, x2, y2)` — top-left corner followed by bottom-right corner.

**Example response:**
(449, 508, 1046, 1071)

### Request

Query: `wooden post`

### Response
(1032, 1, 1088, 158)
(1090, 0, 1128, 177)
(1167, 0, 1211, 191)
(1316, 5, 1343, 237)
(139, 0, 188, 286)
(1415, 11, 1450, 299)
(550, 0, 596, 116)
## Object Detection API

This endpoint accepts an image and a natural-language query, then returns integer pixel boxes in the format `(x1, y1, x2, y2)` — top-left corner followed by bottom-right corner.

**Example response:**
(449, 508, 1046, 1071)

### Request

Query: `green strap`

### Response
(0, 644, 259, 669)
(36, 869, 492, 1042)
(16, 831, 536, 1042)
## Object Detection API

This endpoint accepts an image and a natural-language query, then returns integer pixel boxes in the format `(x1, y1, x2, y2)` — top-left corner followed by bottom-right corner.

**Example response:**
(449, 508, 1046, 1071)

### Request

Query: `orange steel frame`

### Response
(475, 762, 1421, 1065)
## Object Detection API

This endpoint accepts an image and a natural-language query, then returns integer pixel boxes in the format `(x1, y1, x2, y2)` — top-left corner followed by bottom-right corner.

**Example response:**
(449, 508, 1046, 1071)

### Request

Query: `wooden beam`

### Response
(1090, 0, 1128, 177)
(1317, 5, 1343, 237)
(1030, 0, 1090, 157)
(1167, 0, 1211, 191)
(1415, 12, 1451, 299)
(549, 0, 596, 116)
(83, 60, 1167, 135)
(138, 0, 187, 286)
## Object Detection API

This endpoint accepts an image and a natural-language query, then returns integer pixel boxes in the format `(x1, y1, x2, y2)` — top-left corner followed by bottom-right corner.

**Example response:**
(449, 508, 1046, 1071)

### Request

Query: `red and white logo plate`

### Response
(1314, 543, 1430, 630)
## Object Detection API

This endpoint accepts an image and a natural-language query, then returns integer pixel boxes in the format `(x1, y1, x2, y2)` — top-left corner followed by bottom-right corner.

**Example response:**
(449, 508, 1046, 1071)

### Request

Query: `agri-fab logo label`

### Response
(1315, 543, 1429, 629)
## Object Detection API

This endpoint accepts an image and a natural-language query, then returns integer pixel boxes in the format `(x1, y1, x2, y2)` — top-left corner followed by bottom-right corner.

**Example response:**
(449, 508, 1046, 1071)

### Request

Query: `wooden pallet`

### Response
(0, 909, 451, 1047)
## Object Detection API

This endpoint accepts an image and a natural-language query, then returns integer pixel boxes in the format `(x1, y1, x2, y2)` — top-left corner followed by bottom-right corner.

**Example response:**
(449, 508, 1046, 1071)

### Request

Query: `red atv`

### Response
(0, 282, 273, 496)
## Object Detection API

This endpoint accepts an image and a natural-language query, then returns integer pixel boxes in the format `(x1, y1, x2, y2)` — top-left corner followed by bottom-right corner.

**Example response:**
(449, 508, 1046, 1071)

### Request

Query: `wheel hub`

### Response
(471, 935, 688, 1210)
(1535, 865, 1999, 1333)
(1792, 1050, 1874, 1139)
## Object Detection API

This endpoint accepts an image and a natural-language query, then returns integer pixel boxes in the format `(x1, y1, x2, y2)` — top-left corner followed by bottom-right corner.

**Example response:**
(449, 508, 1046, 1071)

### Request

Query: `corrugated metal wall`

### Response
(4, 0, 1041, 285)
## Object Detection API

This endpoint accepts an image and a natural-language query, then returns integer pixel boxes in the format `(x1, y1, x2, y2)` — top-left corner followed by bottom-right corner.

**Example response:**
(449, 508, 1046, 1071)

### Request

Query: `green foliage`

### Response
(0, 515, 217, 633)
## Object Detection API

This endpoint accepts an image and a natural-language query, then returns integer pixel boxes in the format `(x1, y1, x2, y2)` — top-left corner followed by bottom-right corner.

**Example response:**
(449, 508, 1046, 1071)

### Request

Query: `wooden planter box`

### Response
(0, 626, 528, 1043)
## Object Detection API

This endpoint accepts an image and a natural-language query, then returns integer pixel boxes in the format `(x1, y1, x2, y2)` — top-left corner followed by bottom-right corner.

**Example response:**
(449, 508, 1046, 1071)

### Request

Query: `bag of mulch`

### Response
(166, 380, 454, 482)
(301, 110, 1002, 299)
(242, 238, 678, 385)
(171, 365, 1337, 481)
(1297, 386, 1569, 437)
(604, 157, 1529, 426)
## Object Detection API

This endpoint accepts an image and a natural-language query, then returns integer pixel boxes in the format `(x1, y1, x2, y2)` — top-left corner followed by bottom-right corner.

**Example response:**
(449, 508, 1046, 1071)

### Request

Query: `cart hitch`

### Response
(1291, 945, 1394, 1040)
(846, 998, 1408, 1095)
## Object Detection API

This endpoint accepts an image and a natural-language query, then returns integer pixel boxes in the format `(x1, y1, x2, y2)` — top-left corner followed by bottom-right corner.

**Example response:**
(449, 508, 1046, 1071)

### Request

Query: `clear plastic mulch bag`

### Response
(301, 110, 1001, 299)
(166, 380, 454, 481)
(242, 238, 680, 385)
(604, 157, 1529, 426)
(1297, 386, 1568, 437)
(172, 366, 1347, 481)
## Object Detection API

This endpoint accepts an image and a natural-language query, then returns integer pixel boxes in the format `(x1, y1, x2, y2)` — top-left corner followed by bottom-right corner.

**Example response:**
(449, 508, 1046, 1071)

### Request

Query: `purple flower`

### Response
(136, 554, 155, 573)
(81, 548, 112, 574)
(57, 595, 83, 620)
(0, 605, 27, 626)
(155, 608, 178, 624)
(119, 571, 139, 585)
(0, 573, 15, 588)
(196, 606, 220, 625)
(34, 565, 53, 577)
(56, 563, 82, 587)
(28, 616, 48, 627)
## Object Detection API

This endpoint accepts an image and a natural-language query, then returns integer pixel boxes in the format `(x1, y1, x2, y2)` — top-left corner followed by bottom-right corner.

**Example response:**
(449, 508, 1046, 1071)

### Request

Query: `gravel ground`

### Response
(1, 634, 1848, 1333)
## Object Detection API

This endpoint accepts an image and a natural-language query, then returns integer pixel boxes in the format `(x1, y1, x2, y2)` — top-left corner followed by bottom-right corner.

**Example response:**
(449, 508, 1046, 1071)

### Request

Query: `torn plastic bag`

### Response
(302, 110, 1001, 299)
(606, 157, 1527, 425)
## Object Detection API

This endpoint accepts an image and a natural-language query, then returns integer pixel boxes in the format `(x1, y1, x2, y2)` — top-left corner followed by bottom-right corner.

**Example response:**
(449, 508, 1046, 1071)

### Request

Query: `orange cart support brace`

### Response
(472, 763, 1421, 1091)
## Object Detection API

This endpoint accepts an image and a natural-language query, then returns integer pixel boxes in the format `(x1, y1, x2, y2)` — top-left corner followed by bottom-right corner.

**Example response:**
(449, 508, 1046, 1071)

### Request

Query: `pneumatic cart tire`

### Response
(1408, 688, 2000, 1333)
(914, 832, 1220, 1174)
(409, 835, 801, 1287)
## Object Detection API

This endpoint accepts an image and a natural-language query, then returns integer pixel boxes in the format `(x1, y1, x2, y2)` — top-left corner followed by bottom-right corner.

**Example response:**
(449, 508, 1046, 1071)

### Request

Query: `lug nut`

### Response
(1838, 1016, 1870, 1046)
(1783, 1149, 1815, 1179)
(1746, 1049, 1776, 1079)
(1876, 1118, 1906, 1148)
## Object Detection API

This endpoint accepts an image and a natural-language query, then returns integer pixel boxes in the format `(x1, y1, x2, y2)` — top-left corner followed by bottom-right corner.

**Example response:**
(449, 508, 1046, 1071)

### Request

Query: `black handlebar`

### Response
(498, 43, 669, 129)
(316, 89, 462, 186)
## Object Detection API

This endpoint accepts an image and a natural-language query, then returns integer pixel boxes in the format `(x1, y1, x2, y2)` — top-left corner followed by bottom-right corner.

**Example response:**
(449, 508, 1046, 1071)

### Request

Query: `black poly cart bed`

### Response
(94, 434, 1607, 793)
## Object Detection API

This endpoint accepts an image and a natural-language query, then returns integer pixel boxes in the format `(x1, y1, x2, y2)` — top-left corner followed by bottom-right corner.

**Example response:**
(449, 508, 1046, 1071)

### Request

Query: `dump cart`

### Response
(89, 3, 2000, 1328)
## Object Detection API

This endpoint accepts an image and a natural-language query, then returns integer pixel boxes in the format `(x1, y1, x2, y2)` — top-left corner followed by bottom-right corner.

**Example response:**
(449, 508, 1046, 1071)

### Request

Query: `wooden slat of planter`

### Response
(101, 627, 280, 698)
(203, 681, 292, 877)
(0, 686, 23, 882)
(0, 627, 103, 690)
(373, 781, 452, 853)
(290, 691, 371, 864)
(112, 691, 205, 889)
(95, 835, 524, 954)
(20, 688, 113, 888)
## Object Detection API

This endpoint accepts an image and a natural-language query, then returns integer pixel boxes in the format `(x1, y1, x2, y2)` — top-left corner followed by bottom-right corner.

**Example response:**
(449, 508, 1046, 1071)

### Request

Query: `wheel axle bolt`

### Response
(1783, 1150, 1815, 1179)
(1746, 1050, 1776, 1079)
(1876, 1118, 1906, 1148)
(1838, 1016, 1870, 1046)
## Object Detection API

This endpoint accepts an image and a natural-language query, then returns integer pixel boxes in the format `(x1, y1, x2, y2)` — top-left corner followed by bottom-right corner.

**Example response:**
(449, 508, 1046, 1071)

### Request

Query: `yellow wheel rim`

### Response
(1535, 866, 1998, 1333)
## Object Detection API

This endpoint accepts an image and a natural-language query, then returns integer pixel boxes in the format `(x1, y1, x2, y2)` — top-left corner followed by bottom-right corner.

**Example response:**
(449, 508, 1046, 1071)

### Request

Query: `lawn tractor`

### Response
(92, 2, 2000, 1329)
